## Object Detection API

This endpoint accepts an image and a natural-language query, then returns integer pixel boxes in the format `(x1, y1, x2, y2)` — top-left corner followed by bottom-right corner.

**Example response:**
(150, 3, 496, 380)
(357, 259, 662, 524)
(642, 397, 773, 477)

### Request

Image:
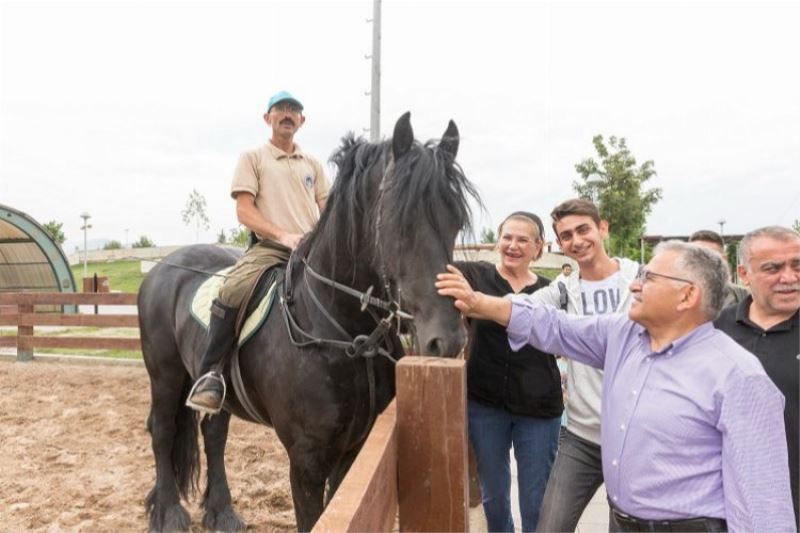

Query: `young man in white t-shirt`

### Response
(531, 199, 639, 532)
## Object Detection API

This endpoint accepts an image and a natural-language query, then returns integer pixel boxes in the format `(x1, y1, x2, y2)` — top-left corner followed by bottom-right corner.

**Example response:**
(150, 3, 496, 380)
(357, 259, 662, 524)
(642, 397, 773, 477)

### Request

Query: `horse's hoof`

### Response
(149, 503, 191, 532)
(202, 506, 246, 532)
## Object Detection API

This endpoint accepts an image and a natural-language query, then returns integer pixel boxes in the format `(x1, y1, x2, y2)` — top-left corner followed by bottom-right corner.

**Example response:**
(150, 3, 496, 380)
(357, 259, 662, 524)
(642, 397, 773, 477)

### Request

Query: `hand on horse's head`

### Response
(437, 265, 513, 325)
(436, 264, 479, 315)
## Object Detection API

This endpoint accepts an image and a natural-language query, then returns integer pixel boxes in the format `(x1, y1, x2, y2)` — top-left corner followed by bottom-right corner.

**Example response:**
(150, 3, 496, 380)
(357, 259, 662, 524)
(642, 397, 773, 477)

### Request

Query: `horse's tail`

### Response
(144, 374, 200, 513)
(173, 375, 201, 500)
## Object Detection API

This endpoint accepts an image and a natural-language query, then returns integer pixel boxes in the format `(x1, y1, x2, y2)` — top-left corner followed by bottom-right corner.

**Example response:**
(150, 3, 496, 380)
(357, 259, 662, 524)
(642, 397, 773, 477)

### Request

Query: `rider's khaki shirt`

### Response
(230, 142, 330, 237)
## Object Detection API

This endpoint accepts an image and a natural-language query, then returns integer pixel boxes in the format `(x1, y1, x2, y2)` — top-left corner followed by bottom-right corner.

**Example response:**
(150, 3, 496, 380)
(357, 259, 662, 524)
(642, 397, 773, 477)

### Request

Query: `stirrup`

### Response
(185, 371, 227, 415)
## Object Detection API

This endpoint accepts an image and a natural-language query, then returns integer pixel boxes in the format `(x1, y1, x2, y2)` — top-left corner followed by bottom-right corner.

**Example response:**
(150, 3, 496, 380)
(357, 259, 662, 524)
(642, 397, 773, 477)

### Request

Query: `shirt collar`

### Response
(735, 294, 799, 332)
(734, 294, 753, 323)
(267, 141, 305, 160)
(638, 321, 715, 356)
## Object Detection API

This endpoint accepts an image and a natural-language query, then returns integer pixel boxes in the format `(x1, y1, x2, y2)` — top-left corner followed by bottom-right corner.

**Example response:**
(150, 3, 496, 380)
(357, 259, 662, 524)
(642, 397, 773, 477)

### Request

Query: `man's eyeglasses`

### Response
(271, 103, 302, 114)
(636, 266, 695, 286)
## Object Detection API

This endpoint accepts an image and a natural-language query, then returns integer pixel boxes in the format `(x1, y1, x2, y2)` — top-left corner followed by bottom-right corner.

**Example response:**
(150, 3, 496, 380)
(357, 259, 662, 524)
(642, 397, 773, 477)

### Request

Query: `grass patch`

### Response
(71, 260, 145, 293)
(533, 267, 562, 281)
(35, 348, 143, 359)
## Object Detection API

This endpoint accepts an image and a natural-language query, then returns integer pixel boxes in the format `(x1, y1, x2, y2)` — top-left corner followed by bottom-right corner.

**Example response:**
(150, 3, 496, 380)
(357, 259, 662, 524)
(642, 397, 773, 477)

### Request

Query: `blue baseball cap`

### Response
(267, 90, 303, 112)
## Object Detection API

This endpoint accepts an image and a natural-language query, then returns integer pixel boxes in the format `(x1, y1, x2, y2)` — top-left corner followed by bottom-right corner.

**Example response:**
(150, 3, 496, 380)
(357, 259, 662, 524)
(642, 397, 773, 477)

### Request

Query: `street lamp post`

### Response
(80, 211, 92, 279)
(717, 218, 728, 261)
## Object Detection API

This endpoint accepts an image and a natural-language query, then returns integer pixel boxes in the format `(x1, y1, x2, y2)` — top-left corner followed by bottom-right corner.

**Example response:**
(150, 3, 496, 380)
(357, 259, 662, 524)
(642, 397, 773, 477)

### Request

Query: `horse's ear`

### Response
(440, 120, 459, 159)
(392, 112, 414, 160)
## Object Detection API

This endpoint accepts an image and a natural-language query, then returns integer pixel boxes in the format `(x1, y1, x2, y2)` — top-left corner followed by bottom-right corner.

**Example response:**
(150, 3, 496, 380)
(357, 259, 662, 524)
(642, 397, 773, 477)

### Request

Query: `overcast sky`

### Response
(1, 0, 798, 254)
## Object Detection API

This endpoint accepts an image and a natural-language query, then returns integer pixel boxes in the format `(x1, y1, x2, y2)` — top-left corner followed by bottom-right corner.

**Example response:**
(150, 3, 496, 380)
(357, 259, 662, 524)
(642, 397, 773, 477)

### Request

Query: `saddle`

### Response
(190, 265, 282, 347)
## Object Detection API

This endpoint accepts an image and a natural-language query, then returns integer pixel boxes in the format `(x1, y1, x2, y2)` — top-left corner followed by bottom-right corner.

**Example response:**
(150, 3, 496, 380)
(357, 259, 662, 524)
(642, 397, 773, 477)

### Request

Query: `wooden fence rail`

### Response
(0, 292, 140, 361)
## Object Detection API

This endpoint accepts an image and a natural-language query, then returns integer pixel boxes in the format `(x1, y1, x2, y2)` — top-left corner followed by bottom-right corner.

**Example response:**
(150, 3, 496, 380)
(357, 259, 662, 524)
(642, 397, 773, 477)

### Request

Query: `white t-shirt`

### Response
(580, 272, 623, 316)
(531, 258, 640, 445)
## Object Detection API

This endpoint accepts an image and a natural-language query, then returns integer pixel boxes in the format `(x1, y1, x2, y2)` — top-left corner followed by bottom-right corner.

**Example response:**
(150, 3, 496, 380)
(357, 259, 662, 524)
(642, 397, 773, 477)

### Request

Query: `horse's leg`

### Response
(289, 443, 332, 532)
(324, 447, 361, 506)
(145, 367, 198, 532)
(200, 411, 246, 532)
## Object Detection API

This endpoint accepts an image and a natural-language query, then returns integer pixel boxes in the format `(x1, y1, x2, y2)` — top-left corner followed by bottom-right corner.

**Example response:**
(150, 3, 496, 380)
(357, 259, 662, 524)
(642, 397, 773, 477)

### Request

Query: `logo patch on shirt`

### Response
(304, 175, 315, 189)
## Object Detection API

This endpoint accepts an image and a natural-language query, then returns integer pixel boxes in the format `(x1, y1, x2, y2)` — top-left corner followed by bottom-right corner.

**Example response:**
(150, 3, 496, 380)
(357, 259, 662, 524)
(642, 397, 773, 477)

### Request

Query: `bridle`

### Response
(280, 154, 415, 364)
(280, 257, 413, 363)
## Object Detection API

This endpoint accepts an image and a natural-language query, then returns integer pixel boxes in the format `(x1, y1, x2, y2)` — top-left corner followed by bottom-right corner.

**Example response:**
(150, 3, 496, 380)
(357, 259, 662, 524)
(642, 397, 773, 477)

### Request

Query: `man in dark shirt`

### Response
(715, 225, 800, 528)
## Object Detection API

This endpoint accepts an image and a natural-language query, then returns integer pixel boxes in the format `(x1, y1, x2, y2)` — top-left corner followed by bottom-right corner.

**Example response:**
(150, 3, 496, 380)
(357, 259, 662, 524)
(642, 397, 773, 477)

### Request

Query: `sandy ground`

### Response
(0, 358, 295, 532)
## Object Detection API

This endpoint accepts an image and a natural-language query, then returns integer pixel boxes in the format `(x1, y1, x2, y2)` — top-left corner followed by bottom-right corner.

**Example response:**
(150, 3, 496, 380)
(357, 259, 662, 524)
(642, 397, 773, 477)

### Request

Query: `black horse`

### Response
(138, 113, 478, 532)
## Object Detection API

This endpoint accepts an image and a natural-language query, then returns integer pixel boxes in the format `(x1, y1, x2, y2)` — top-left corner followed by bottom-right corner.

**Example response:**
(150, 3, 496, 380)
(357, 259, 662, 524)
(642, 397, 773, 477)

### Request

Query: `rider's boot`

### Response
(186, 299, 240, 414)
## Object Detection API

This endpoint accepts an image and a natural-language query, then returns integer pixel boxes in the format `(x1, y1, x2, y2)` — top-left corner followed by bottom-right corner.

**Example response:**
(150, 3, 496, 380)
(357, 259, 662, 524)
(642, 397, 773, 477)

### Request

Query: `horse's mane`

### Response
(298, 133, 478, 270)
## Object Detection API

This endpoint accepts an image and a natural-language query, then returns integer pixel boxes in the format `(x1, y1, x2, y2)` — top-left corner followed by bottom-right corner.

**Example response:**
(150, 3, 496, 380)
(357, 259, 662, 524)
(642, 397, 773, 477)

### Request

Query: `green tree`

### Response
(216, 229, 227, 244)
(727, 242, 738, 272)
(43, 220, 66, 245)
(228, 226, 249, 248)
(793, 219, 800, 233)
(480, 227, 496, 244)
(574, 135, 662, 259)
(132, 236, 155, 248)
(181, 189, 210, 243)
(103, 240, 122, 250)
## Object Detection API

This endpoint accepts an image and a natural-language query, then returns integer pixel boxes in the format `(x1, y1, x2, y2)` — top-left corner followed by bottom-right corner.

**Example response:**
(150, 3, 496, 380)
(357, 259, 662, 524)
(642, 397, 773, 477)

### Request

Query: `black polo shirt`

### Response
(456, 261, 563, 419)
(715, 297, 799, 527)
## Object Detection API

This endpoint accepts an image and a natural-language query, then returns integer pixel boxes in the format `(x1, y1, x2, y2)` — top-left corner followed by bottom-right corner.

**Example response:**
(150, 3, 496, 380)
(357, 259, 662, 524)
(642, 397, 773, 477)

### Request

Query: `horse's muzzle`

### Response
(421, 328, 467, 358)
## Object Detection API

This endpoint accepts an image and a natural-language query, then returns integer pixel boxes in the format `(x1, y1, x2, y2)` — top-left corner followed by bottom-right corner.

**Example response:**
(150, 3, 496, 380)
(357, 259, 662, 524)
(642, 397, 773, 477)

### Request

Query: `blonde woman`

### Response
(456, 212, 562, 532)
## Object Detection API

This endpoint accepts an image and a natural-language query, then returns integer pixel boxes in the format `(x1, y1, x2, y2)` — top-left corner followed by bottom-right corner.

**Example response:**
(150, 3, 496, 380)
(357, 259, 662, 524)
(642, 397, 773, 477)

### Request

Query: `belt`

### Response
(610, 505, 727, 532)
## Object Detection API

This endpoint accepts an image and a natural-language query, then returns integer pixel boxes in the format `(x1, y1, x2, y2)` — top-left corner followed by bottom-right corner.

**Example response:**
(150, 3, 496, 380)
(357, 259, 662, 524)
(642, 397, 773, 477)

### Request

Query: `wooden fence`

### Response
(0, 292, 470, 531)
(314, 356, 468, 532)
(0, 292, 139, 361)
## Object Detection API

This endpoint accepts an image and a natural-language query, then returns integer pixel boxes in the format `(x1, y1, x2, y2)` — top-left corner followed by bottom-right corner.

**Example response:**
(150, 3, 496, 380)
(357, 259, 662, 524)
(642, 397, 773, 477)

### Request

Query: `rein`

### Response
(303, 260, 413, 321)
(279, 250, 412, 453)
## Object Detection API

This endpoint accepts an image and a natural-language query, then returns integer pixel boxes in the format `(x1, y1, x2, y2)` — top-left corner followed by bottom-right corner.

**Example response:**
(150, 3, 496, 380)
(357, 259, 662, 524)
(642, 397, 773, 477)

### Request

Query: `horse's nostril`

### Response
(425, 337, 445, 357)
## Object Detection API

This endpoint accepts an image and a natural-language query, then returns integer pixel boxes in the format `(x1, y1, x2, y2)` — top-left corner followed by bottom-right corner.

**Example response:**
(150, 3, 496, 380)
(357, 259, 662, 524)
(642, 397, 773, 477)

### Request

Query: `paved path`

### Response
(470, 457, 609, 532)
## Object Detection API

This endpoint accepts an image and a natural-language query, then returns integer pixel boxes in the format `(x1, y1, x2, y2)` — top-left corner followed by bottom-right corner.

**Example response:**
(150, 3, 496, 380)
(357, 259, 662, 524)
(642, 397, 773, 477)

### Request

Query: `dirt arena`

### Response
(0, 357, 296, 532)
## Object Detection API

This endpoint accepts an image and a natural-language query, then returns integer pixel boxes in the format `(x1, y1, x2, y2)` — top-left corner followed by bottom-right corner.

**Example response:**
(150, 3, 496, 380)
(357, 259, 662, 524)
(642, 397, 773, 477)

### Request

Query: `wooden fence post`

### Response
(396, 356, 468, 532)
(17, 302, 33, 362)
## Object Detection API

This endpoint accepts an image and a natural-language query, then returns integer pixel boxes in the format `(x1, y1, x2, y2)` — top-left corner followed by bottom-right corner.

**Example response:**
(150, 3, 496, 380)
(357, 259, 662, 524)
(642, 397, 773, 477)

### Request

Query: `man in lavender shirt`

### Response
(437, 241, 794, 532)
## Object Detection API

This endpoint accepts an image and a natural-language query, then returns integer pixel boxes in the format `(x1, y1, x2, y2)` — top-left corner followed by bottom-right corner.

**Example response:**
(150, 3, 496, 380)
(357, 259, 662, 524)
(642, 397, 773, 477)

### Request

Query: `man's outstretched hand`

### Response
(436, 264, 480, 315)
(436, 264, 512, 325)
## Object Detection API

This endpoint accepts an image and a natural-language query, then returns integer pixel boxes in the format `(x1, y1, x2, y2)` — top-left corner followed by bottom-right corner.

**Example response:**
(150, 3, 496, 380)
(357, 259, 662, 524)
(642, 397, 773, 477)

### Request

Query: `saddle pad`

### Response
(190, 266, 279, 347)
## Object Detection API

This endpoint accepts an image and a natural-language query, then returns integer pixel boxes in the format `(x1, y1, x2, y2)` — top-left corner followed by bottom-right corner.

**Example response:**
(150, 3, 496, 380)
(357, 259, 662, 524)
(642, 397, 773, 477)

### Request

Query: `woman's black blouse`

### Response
(456, 261, 564, 418)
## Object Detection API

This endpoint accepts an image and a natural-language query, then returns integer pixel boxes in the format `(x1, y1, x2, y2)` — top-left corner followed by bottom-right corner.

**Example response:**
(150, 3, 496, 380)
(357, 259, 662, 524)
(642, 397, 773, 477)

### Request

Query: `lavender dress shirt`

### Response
(507, 295, 795, 532)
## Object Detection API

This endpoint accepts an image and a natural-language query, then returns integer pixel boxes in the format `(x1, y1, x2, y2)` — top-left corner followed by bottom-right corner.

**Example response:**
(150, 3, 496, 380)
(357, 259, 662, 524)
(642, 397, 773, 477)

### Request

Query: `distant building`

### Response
(454, 243, 576, 271)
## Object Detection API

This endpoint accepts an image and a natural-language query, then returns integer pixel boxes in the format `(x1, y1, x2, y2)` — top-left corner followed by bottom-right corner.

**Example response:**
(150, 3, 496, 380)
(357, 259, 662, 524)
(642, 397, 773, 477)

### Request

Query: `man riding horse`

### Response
(187, 90, 330, 413)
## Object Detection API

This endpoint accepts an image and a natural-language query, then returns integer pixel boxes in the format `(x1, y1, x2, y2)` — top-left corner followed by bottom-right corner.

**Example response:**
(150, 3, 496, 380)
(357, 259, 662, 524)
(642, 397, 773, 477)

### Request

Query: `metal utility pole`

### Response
(368, 0, 381, 142)
(80, 211, 92, 278)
